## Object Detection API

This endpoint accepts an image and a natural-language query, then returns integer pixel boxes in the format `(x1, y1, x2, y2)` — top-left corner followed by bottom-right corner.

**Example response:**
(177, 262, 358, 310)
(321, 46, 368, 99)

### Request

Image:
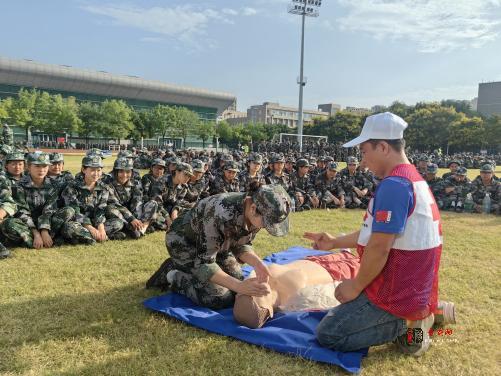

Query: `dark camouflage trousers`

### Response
(165, 229, 243, 310)
(0, 207, 94, 247)
(105, 200, 159, 237)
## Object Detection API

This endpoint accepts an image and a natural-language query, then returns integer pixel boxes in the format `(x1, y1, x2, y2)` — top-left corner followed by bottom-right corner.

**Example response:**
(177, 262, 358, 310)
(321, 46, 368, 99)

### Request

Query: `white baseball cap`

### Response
(343, 112, 408, 148)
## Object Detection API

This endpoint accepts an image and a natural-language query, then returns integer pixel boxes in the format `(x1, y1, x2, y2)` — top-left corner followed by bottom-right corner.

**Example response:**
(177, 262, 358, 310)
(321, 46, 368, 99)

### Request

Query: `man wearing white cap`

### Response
(305, 112, 442, 356)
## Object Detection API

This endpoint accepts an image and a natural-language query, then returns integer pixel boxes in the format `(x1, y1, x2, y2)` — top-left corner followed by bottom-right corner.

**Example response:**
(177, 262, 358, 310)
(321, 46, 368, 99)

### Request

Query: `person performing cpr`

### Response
(304, 112, 443, 356)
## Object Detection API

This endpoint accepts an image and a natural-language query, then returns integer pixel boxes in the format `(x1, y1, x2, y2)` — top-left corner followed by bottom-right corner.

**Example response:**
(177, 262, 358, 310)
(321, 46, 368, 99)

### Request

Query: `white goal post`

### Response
(274, 133, 328, 143)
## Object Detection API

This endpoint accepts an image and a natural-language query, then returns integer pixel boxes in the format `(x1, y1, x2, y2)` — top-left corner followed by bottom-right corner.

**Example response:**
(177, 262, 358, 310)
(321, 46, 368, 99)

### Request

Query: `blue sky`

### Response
(2, 0, 501, 111)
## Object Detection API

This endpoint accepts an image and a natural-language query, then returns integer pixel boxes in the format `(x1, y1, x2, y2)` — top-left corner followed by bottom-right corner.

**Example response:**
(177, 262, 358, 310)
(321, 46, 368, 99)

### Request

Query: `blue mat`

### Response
(143, 246, 367, 373)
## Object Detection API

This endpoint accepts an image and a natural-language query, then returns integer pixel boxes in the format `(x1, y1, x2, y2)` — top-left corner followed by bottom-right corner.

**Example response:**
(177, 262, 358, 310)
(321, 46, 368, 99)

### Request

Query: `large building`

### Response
(477, 82, 501, 117)
(0, 56, 236, 121)
(318, 103, 341, 116)
(246, 102, 329, 128)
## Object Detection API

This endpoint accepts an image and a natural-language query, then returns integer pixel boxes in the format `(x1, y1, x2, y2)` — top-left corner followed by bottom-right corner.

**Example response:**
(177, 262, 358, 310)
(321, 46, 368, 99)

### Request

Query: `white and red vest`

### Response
(357, 164, 442, 320)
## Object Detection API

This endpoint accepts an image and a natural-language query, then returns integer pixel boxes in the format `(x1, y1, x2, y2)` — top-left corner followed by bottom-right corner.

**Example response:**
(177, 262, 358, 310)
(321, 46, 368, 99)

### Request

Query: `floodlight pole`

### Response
(297, 9, 306, 153)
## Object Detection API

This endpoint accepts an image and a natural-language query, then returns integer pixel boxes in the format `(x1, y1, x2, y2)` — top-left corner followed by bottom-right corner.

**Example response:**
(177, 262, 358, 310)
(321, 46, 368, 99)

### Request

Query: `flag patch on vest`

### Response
(375, 210, 392, 223)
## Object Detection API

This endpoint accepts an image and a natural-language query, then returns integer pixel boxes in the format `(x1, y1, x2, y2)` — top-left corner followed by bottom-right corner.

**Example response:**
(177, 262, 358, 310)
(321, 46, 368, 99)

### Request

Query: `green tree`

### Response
(8, 88, 38, 141)
(195, 120, 216, 148)
(78, 102, 102, 147)
(36, 94, 81, 136)
(98, 100, 134, 145)
(0, 97, 13, 123)
(448, 115, 485, 152)
(310, 111, 363, 142)
(215, 121, 234, 147)
(172, 107, 198, 147)
(484, 115, 501, 152)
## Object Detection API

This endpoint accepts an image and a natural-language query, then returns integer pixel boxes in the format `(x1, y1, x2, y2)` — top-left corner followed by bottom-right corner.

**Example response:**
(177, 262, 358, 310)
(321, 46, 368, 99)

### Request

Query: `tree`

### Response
(448, 115, 485, 152)
(78, 102, 102, 147)
(484, 115, 501, 152)
(0, 97, 13, 123)
(36, 94, 81, 136)
(8, 88, 38, 141)
(172, 107, 198, 147)
(215, 121, 234, 147)
(310, 111, 363, 142)
(98, 100, 134, 145)
(147, 105, 177, 144)
(195, 120, 215, 148)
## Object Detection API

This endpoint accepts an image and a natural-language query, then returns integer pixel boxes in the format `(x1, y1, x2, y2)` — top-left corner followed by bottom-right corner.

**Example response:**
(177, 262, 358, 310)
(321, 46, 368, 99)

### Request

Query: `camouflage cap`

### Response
(324, 156, 335, 163)
(167, 157, 181, 165)
(346, 156, 359, 165)
(86, 148, 104, 157)
(27, 152, 50, 165)
(5, 150, 26, 162)
(0, 144, 12, 155)
(248, 153, 263, 163)
(117, 150, 134, 159)
(327, 161, 339, 171)
(480, 163, 494, 173)
(221, 154, 234, 162)
(82, 155, 103, 168)
(151, 158, 166, 168)
(223, 161, 240, 172)
(427, 163, 438, 174)
(252, 184, 291, 237)
(316, 156, 326, 162)
(191, 159, 205, 173)
(176, 162, 194, 177)
(286, 156, 296, 164)
(113, 157, 134, 171)
(456, 166, 467, 176)
(49, 152, 64, 163)
(270, 154, 285, 164)
(296, 158, 310, 168)
(418, 154, 430, 162)
(447, 160, 461, 167)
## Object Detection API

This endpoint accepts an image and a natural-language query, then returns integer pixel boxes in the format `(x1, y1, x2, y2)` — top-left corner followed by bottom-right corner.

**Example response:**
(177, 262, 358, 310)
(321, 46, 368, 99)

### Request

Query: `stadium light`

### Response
(288, 0, 322, 152)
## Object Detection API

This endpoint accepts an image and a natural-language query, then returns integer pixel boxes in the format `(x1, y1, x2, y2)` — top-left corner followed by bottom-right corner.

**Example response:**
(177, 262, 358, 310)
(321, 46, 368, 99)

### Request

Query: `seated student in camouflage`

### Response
(0, 173, 17, 258)
(315, 162, 346, 208)
(3, 151, 26, 187)
(1, 152, 90, 248)
(425, 163, 445, 206)
(470, 164, 500, 214)
(106, 158, 158, 239)
(62, 156, 126, 242)
(0, 144, 13, 170)
(209, 161, 241, 195)
(115, 150, 141, 183)
(185, 159, 209, 206)
(151, 162, 193, 226)
(442, 160, 461, 180)
(146, 183, 292, 310)
(265, 154, 292, 195)
(290, 158, 319, 210)
(339, 157, 372, 209)
(442, 167, 471, 212)
(284, 157, 295, 176)
(416, 155, 430, 178)
(238, 153, 265, 193)
(47, 153, 74, 204)
(140, 158, 170, 232)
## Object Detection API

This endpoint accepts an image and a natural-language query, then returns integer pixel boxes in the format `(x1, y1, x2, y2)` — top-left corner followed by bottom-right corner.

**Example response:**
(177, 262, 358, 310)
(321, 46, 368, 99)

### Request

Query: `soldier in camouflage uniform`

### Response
(0, 144, 12, 170)
(146, 184, 291, 310)
(315, 162, 346, 208)
(107, 158, 158, 239)
(442, 160, 460, 180)
(290, 158, 319, 210)
(116, 150, 141, 183)
(62, 156, 125, 242)
(265, 154, 292, 194)
(47, 153, 74, 202)
(1, 152, 89, 248)
(238, 153, 265, 192)
(339, 157, 372, 209)
(141, 159, 169, 232)
(0, 173, 17, 258)
(470, 164, 500, 214)
(443, 167, 472, 212)
(425, 163, 445, 207)
(209, 161, 240, 195)
(3, 151, 25, 188)
(416, 155, 430, 178)
(151, 162, 193, 226)
(185, 159, 209, 205)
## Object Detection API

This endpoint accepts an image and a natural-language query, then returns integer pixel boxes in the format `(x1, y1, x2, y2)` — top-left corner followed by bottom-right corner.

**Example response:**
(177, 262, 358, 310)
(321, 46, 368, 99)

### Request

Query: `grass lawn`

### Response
(0, 155, 499, 375)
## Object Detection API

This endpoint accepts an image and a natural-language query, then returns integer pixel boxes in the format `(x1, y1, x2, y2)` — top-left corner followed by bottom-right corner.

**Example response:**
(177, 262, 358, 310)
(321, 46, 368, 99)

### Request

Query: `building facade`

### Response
(477, 82, 501, 117)
(318, 103, 341, 116)
(247, 102, 328, 128)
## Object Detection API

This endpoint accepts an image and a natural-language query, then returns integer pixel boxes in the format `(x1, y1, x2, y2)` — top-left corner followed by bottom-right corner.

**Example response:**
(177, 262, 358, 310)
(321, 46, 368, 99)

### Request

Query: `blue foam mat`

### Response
(143, 246, 367, 373)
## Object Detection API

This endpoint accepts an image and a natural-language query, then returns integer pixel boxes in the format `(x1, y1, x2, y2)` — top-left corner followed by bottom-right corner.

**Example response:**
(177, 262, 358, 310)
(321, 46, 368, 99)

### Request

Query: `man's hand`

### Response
(254, 262, 271, 283)
(236, 278, 271, 297)
(335, 279, 362, 304)
(130, 219, 143, 231)
(303, 231, 335, 250)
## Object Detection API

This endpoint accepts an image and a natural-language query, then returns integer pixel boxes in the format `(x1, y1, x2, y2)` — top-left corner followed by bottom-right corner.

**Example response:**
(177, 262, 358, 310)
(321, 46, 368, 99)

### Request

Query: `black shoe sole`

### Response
(146, 258, 174, 290)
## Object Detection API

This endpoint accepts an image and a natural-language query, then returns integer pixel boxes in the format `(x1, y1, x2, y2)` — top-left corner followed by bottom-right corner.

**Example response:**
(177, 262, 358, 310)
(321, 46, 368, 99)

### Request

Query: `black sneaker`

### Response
(395, 314, 434, 356)
(110, 231, 127, 240)
(146, 258, 175, 290)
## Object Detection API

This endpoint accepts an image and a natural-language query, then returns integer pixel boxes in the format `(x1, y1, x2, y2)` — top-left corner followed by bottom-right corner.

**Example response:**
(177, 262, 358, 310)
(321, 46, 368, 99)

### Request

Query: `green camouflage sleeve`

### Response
(0, 176, 17, 216)
(14, 186, 36, 229)
(38, 187, 59, 231)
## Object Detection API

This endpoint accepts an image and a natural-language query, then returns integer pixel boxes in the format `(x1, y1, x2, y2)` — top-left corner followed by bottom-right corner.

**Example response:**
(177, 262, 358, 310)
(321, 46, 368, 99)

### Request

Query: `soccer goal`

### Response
(274, 133, 328, 143)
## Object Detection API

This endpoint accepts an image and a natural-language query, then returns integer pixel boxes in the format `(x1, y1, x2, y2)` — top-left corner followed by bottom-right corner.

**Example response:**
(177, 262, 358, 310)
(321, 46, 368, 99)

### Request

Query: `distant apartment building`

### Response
(477, 82, 501, 117)
(344, 106, 372, 116)
(220, 109, 247, 123)
(318, 103, 341, 116)
(470, 97, 478, 112)
(371, 105, 387, 113)
(247, 102, 328, 128)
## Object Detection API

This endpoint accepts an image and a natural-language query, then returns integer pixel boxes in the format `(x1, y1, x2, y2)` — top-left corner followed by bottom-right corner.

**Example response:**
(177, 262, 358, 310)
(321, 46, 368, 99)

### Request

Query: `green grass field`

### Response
(0, 155, 500, 375)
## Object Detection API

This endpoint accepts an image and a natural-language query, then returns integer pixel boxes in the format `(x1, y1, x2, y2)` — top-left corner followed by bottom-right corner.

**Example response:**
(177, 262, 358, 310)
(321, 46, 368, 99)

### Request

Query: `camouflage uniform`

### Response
(265, 155, 292, 194)
(150, 185, 291, 309)
(61, 156, 124, 239)
(209, 161, 240, 195)
(425, 164, 445, 207)
(0, 173, 17, 257)
(289, 159, 317, 210)
(151, 163, 192, 216)
(470, 165, 500, 214)
(107, 158, 158, 238)
(339, 166, 372, 208)
(185, 160, 209, 204)
(238, 154, 265, 192)
(314, 164, 345, 208)
(442, 167, 472, 211)
(2, 153, 90, 247)
(140, 159, 169, 231)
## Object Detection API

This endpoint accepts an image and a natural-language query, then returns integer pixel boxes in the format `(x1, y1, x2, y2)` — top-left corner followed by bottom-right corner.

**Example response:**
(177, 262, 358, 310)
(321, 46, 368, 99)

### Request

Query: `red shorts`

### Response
(306, 251, 360, 281)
